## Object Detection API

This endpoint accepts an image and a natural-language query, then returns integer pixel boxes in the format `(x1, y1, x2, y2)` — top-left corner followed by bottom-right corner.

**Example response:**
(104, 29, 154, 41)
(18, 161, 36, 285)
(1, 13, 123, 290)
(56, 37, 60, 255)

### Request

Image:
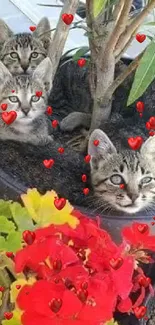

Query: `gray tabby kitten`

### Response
(0, 57, 53, 144)
(0, 17, 51, 75)
(88, 127, 155, 214)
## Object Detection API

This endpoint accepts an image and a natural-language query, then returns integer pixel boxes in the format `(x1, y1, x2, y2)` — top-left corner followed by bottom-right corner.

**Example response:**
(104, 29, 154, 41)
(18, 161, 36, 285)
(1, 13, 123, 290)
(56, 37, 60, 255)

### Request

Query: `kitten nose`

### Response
(21, 107, 30, 115)
(21, 64, 29, 72)
(128, 192, 139, 203)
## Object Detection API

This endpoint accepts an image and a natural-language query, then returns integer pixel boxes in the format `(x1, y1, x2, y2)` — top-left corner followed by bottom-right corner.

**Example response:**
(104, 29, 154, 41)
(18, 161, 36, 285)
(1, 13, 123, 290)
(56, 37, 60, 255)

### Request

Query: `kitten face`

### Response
(88, 129, 155, 215)
(0, 18, 51, 75)
(0, 58, 53, 129)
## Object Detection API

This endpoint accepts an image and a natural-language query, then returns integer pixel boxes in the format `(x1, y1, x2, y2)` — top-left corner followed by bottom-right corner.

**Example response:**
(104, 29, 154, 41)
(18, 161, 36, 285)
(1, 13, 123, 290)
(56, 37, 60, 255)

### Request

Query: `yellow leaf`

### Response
(21, 188, 79, 229)
(10, 277, 36, 304)
(0, 291, 2, 306)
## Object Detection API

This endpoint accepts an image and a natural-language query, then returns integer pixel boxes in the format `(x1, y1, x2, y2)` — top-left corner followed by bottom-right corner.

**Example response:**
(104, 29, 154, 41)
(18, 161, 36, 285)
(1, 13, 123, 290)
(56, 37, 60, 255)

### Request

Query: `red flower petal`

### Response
(117, 297, 133, 313)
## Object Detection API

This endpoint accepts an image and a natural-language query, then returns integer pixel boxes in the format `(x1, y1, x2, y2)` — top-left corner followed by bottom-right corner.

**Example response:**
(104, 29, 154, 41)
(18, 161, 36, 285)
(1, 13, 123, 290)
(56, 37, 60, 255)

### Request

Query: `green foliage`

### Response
(127, 41, 155, 106)
(72, 46, 90, 61)
(105, 319, 118, 325)
(0, 216, 15, 233)
(10, 202, 35, 231)
(93, 0, 108, 18)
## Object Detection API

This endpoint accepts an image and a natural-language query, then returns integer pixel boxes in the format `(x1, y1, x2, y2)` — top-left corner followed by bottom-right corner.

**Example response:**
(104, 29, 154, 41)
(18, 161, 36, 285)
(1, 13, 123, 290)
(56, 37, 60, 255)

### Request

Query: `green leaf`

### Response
(0, 236, 7, 251)
(0, 200, 12, 218)
(5, 231, 22, 252)
(0, 216, 15, 234)
(10, 202, 35, 231)
(127, 42, 155, 106)
(93, 0, 107, 18)
(72, 46, 89, 61)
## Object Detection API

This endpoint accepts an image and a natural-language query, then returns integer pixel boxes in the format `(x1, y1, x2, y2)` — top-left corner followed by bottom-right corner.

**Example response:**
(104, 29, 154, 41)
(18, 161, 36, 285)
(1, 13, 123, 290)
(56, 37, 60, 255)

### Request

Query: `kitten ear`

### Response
(88, 129, 117, 170)
(0, 19, 13, 43)
(0, 61, 12, 81)
(140, 135, 155, 160)
(32, 57, 53, 92)
(33, 17, 51, 49)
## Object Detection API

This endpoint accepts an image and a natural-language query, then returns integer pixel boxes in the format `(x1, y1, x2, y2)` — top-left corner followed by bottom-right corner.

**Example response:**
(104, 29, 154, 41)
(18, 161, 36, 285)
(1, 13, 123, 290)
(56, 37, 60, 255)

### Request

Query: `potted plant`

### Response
(0, 188, 154, 325)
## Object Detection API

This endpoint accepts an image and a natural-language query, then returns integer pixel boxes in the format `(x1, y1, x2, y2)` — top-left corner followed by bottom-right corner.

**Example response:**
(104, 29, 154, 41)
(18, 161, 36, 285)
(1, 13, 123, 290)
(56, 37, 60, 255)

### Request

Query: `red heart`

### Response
(77, 58, 86, 68)
(49, 298, 62, 313)
(149, 116, 155, 129)
(4, 312, 13, 320)
(1, 103, 7, 111)
(52, 120, 59, 128)
(109, 257, 124, 270)
(151, 222, 155, 226)
(138, 276, 151, 288)
(127, 136, 143, 150)
(134, 306, 147, 319)
(12, 90, 15, 93)
(6, 252, 14, 258)
(93, 139, 100, 146)
(83, 188, 89, 195)
(29, 26, 36, 32)
(84, 154, 91, 163)
(22, 230, 36, 245)
(119, 183, 125, 189)
(58, 147, 64, 154)
(16, 285, 21, 290)
(149, 131, 155, 136)
(36, 91, 42, 97)
(137, 223, 149, 234)
(43, 159, 55, 169)
(2, 111, 17, 125)
(136, 34, 146, 43)
(82, 174, 87, 182)
(46, 106, 53, 115)
(54, 198, 66, 210)
(136, 101, 144, 113)
(62, 13, 74, 25)
(0, 286, 4, 292)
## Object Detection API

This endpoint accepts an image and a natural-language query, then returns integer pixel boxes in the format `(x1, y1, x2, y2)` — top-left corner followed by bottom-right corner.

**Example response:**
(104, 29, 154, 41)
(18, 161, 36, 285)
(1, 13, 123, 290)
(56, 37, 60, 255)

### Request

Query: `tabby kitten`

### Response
(88, 128, 155, 214)
(0, 17, 51, 75)
(0, 58, 53, 144)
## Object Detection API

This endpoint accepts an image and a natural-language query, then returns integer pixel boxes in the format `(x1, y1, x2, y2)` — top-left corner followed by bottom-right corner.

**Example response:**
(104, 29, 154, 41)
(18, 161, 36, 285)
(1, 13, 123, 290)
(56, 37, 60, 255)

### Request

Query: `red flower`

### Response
(122, 222, 155, 250)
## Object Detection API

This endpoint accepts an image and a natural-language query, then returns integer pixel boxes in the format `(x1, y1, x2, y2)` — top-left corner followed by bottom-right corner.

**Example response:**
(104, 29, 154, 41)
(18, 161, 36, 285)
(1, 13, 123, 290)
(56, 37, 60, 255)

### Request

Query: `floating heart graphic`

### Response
(2, 111, 17, 125)
(83, 188, 89, 195)
(6, 252, 13, 258)
(29, 26, 36, 32)
(0, 286, 4, 292)
(134, 306, 147, 319)
(149, 116, 155, 129)
(16, 285, 21, 290)
(58, 147, 64, 154)
(139, 112, 143, 118)
(127, 136, 143, 150)
(46, 106, 53, 115)
(93, 139, 99, 146)
(49, 298, 62, 313)
(12, 90, 15, 93)
(62, 13, 74, 25)
(52, 120, 59, 128)
(43, 159, 55, 169)
(4, 312, 13, 320)
(149, 131, 155, 136)
(138, 276, 151, 288)
(136, 34, 146, 43)
(36, 91, 42, 97)
(119, 183, 125, 189)
(77, 58, 86, 67)
(151, 222, 155, 226)
(23, 230, 36, 245)
(84, 154, 91, 163)
(1, 103, 7, 111)
(136, 101, 144, 113)
(82, 174, 87, 182)
(137, 224, 149, 234)
(54, 198, 66, 210)
(109, 257, 123, 270)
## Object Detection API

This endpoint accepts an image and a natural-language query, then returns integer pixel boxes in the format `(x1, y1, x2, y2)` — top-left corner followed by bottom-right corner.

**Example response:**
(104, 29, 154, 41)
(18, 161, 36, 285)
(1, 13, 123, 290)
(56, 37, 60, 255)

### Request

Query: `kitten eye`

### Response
(31, 52, 39, 59)
(10, 52, 18, 59)
(141, 177, 153, 185)
(110, 174, 124, 185)
(31, 95, 40, 102)
(9, 96, 19, 103)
